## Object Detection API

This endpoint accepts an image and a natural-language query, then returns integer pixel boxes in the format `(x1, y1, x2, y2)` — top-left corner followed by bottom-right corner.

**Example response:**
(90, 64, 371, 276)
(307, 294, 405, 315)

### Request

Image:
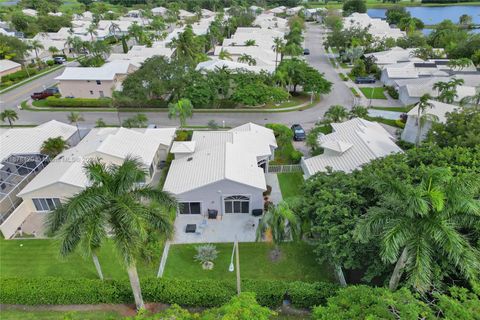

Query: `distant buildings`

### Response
(344, 13, 405, 40)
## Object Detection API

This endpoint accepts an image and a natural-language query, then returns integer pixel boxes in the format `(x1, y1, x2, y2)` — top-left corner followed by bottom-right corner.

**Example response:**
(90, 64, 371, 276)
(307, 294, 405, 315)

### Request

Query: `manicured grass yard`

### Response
(359, 87, 387, 100)
(0, 310, 122, 320)
(163, 242, 333, 283)
(278, 172, 304, 199)
(0, 239, 161, 280)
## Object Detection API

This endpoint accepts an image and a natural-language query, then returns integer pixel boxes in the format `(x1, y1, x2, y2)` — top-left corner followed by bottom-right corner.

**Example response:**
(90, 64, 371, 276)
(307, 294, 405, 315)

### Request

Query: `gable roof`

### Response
(0, 59, 21, 72)
(0, 120, 77, 161)
(18, 127, 176, 196)
(407, 100, 458, 123)
(163, 123, 276, 195)
(302, 118, 402, 176)
(55, 60, 133, 81)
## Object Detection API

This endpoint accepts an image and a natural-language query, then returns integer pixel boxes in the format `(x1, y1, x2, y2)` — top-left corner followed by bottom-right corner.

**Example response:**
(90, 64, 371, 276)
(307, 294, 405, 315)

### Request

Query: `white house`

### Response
(365, 47, 420, 69)
(344, 13, 405, 40)
(286, 6, 304, 16)
(196, 59, 274, 73)
(0, 59, 21, 77)
(163, 123, 277, 218)
(0, 121, 78, 238)
(268, 6, 287, 15)
(301, 118, 402, 178)
(55, 60, 137, 98)
(107, 44, 174, 67)
(401, 100, 457, 144)
(2, 127, 176, 239)
(151, 6, 168, 17)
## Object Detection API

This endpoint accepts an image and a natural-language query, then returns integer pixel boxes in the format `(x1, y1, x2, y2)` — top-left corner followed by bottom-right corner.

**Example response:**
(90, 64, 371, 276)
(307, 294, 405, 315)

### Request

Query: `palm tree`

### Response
(48, 46, 59, 57)
(218, 49, 232, 61)
(67, 112, 84, 140)
(167, 26, 199, 63)
(283, 43, 303, 57)
(0, 109, 18, 127)
(272, 37, 285, 69)
(349, 106, 368, 119)
(47, 157, 178, 309)
(238, 54, 256, 66)
(28, 40, 44, 60)
(87, 23, 98, 41)
(414, 94, 436, 146)
(168, 98, 193, 128)
(344, 46, 364, 64)
(108, 22, 121, 41)
(324, 105, 349, 123)
(95, 118, 107, 127)
(40, 137, 69, 158)
(128, 22, 144, 44)
(256, 201, 301, 258)
(245, 39, 256, 46)
(459, 89, 480, 108)
(355, 167, 480, 292)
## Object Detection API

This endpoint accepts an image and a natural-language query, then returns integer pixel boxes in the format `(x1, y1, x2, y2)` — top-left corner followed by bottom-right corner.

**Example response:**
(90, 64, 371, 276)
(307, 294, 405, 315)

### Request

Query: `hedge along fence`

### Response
(45, 97, 113, 108)
(0, 278, 338, 309)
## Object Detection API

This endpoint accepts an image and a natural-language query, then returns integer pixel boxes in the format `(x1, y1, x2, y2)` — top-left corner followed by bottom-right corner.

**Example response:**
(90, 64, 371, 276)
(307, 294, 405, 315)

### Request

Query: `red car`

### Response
(30, 88, 59, 100)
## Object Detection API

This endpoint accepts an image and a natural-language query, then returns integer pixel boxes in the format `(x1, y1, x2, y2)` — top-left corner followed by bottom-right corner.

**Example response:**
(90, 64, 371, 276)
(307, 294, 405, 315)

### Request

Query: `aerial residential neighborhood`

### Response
(0, 0, 479, 319)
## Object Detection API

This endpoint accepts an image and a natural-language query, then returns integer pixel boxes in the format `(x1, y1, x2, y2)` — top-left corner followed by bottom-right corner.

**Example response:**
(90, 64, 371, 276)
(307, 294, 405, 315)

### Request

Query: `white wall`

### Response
(401, 115, 433, 144)
(0, 201, 31, 239)
(58, 79, 116, 98)
(175, 180, 265, 216)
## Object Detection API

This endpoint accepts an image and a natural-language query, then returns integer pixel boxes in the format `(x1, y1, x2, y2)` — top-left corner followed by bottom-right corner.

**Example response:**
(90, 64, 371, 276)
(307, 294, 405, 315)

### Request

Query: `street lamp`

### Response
(228, 237, 241, 295)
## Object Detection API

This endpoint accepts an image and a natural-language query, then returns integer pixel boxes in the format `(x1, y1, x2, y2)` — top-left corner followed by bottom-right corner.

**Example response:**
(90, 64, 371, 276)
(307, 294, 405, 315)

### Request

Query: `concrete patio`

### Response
(172, 214, 261, 244)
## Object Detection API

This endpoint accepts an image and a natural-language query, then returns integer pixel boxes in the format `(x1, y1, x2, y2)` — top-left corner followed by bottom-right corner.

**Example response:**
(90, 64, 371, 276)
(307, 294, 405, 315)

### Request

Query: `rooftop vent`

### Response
(187, 157, 193, 161)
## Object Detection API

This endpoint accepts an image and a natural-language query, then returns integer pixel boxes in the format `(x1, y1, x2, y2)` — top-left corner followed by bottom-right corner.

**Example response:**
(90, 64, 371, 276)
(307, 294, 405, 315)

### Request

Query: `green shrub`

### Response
(2, 68, 37, 82)
(113, 95, 168, 108)
(395, 119, 405, 128)
(288, 281, 338, 309)
(46, 60, 54, 66)
(175, 130, 192, 141)
(290, 150, 304, 163)
(45, 97, 112, 108)
(385, 86, 399, 99)
(0, 278, 336, 308)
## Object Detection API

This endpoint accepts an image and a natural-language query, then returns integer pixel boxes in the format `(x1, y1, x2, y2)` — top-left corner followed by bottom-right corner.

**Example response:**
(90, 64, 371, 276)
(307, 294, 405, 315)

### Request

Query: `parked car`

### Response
(53, 56, 66, 64)
(303, 48, 310, 55)
(355, 76, 376, 84)
(291, 124, 306, 141)
(30, 87, 59, 100)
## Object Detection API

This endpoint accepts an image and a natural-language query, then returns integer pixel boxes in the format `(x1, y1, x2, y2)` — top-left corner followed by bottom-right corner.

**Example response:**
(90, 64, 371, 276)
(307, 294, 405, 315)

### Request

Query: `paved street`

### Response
(0, 23, 353, 129)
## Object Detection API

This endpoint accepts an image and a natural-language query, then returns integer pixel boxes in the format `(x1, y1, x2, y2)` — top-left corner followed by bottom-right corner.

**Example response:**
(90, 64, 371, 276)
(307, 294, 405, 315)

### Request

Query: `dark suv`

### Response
(31, 87, 59, 100)
(355, 76, 376, 84)
(291, 124, 306, 141)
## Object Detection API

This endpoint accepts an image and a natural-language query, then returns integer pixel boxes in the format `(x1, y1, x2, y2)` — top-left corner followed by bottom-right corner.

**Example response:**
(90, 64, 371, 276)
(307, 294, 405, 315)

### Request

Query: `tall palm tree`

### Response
(245, 39, 256, 46)
(238, 54, 256, 66)
(272, 37, 285, 69)
(355, 167, 480, 292)
(40, 136, 69, 158)
(128, 22, 144, 44)
(218, 49, 232, 61)
(28, 40, 44, 60)
(324, 105, 349, 123)
(414, 94, 436, 146)
(349, 106, 368, 119)
(0, 109, 19, 127)
(108, 22, 121, 41)
(256, 201, 301, 258)
(168, 98, 193, 128)
(87, 23, 98, 41)
(167, 26, 199, 63)
(67, 112, 84, 140)
(47, 157, 178, 309)
(48, 46, 59, 57)
(459, 89, 480, 108)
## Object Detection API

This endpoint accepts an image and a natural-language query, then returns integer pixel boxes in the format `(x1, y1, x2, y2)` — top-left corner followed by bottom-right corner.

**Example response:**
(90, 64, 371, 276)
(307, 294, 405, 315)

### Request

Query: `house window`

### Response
(90, 90, 94, 95)
(179, 202, 201, 214)
(224, 195, 250, 214)
(99, 90, 104, 97)
(96, 80, 101, 85)
(32, 198, 61, 212)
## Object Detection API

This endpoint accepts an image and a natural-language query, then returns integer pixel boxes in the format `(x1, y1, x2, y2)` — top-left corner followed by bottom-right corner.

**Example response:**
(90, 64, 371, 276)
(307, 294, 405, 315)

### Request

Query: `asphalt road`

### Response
(0, 23, 353, 129)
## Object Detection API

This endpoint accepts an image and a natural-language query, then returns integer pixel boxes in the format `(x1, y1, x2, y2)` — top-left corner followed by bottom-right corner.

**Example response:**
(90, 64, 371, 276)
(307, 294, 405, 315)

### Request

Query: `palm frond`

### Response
(133, 187, 178, 211)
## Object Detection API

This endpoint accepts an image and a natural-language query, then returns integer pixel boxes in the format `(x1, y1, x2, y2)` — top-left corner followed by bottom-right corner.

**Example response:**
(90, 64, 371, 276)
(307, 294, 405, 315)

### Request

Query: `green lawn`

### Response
(0, 310, 122, 320)
(0, 239, 161, 280)
(350, 87, 360, 97)
(163, 242, 333, 283)
(359, 87, 387, 100)
(278, 172, 304, 199)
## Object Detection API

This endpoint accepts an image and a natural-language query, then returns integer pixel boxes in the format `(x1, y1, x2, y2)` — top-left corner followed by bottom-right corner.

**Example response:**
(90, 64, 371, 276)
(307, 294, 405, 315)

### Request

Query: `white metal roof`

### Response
(163, 123, 275, 195)
(171, 141, 196, 154)
(0, 120, 77, 161)
(18, 127, 176, 197)
(55, 60, 133, 81)
(0, 59, 21, 73)
(303, 118, 402, 176)
(407, 100, 457, 123)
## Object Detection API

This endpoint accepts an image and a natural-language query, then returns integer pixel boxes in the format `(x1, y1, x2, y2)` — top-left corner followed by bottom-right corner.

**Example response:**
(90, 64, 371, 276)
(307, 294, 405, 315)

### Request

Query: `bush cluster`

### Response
(45, 97, 112, 108)
(2, 68, 38, 83)
(0, 277, 337, 309)
(385, 86, 399, 99)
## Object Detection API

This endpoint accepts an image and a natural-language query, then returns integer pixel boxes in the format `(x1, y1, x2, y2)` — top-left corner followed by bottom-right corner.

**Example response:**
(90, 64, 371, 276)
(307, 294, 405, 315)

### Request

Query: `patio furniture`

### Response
(185, 224, 196, 233)
(252, 209, 263, 217)
(208, 209, 218, 219)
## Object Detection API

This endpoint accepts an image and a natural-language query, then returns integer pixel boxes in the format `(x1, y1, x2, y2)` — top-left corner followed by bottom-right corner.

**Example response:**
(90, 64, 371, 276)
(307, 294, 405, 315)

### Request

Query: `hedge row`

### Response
(0, 277, 338, 309)
(45, 97, 112, 108)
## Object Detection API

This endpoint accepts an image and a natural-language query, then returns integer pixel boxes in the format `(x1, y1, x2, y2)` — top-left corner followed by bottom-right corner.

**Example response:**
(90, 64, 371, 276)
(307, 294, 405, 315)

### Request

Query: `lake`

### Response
(367, 5, 480, 25)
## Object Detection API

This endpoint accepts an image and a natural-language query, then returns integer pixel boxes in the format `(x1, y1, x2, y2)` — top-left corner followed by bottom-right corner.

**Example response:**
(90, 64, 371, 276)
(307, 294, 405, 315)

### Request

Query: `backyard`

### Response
(359, 87, 387, 100)
(0, 238, 162, 280)
(163, 242, 333, 283)
(278, 172, 304, 199)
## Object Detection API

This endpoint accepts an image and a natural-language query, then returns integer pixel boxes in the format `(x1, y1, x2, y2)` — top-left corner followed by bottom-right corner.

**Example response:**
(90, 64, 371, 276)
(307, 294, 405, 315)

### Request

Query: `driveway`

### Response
(1, 23, 353, 128)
